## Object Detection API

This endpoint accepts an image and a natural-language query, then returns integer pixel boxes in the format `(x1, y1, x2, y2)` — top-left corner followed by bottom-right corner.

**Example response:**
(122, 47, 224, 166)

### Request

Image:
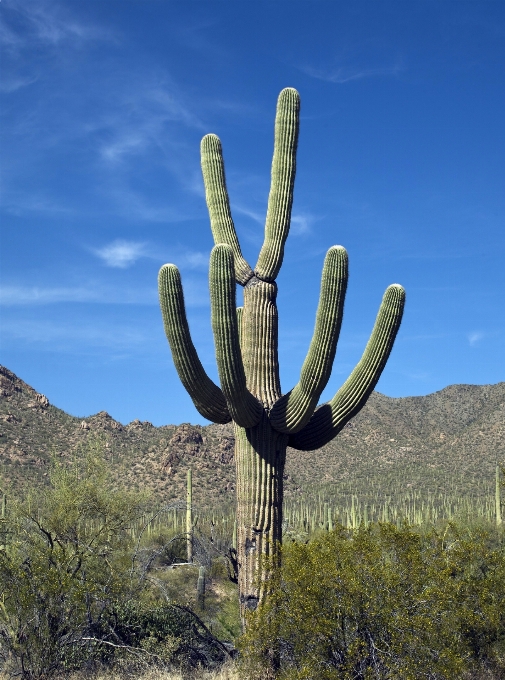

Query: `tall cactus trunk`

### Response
(234, 417, 288, 619)
(235, 273, 287, 619)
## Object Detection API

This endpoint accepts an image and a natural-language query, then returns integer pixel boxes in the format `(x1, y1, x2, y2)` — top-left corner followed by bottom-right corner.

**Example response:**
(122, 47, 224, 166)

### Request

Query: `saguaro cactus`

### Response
(197, 565, 206, 610)
(496, 465, 503, 528)
(158, 88, 405, 621)
(186, 468, 193, 563)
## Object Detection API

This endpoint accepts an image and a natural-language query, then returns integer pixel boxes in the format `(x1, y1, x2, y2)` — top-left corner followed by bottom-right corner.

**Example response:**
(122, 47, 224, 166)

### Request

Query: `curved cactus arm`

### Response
(210, 244, 263, 428)
(269, 246, 348, 434)
(158, 264, 231, 424)
(201, 134, 254, 286)
(255, 88, 300, 282)
(288, 284, 406, 450)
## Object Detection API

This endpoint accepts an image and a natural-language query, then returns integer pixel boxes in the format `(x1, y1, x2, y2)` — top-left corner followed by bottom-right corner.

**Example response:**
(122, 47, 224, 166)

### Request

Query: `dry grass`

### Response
(1, 665, 242, 680)
(68, 664, 240, 680)
(3, 660, 504, 680)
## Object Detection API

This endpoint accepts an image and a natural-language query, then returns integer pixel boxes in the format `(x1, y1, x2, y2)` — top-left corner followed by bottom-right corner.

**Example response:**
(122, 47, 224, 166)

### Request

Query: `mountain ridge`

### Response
(1, 365, 504, 515)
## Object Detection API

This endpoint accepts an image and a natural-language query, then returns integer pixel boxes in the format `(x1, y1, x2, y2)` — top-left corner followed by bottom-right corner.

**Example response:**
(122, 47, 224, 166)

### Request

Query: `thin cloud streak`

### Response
(2, 7, 207, 222)
(158, 247, 210, 272)
(0, 0, 116, 52)
(0, 318, 148, 352)
(232, 203, 264, 225)
(301, 62, 405, 84)
(232, 204, 314, 236)
(291, 212, 314, 235)
(0, 265, 210, 308)
(468, 331, 484, 347)
(96, 83, 205, 166)
(0, 284, 158, 306)
(0, 76, 38, 93)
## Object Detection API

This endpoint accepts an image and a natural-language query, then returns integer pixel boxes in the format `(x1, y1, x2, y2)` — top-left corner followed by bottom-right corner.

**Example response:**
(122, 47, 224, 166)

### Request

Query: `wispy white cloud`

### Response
(93, 240, 149, 268)
(291, 212, 314, 235)
(90, 238, 210, 270)
(0, 274, 210, 308)
(232, 203, 264, 225)
(0, 0, 116, 53)
(98, 185, 198, 224)
(95, 81, 205, 167)
(0, 318, 147, 352)
(232, 204, 314, 236)
(402, 370, 431, 381)
(1, 286, 101, 305)
(2, 2, 205, 224)
(0, 284, 158, 306)
(468, 331, 484, 347)
(100, 134, 147, 164)
(0, 76, 38, 93)
(2, 192, 75, 217)
(180, 252, 208, 269)
(0, 11, 22, 49)
(301, 62, 405, 84)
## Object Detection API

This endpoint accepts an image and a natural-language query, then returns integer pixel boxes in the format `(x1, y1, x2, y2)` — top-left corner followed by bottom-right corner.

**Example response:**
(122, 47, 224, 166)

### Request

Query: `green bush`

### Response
(102, 600, 227, 667)
(0, 447, 226, 678)
(239, 522, 505, 679)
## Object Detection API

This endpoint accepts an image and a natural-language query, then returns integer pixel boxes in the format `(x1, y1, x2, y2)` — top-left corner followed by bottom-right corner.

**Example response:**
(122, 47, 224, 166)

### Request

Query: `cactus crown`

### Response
(158, 87, 405, 447)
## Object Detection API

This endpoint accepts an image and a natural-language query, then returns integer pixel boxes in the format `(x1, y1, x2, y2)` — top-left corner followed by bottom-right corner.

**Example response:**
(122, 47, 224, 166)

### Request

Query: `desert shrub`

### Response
(239, 522, 505, 679)
(0, 447, 226, 678)
(100, 600, 228, 668)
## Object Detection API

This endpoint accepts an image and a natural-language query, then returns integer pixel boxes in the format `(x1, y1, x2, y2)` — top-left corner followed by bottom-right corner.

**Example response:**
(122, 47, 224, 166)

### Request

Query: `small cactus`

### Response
(496, 465, 502, 528)
(159, 88, 405, 622)
(327, 504, 333, 532)
(186, 468, 193, 563)
(197, 565, 206, 609)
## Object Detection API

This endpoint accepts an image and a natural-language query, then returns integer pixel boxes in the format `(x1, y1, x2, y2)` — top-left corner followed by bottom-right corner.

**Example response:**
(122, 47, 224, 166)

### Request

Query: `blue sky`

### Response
(1, 0, 504, 426)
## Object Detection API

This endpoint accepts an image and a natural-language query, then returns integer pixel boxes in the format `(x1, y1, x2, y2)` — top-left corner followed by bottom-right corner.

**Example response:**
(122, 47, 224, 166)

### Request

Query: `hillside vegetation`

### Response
(1, 365, 503, 522)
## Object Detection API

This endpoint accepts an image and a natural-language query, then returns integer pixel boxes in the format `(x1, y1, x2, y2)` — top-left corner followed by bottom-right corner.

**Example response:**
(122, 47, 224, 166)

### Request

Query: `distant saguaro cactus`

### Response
(159, 88, 405, 622)
(197, 565, 206, 610)
(496, 465, 503, 527)
(186, 468, 193, 563)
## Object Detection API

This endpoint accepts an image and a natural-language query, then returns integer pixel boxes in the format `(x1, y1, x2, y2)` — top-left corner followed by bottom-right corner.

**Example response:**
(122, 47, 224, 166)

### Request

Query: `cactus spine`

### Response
(158, 88, 405, 622)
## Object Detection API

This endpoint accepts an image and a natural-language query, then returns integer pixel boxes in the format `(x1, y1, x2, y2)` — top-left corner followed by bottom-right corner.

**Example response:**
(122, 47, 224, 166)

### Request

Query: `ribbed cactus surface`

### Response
(158, 88, 405, 623)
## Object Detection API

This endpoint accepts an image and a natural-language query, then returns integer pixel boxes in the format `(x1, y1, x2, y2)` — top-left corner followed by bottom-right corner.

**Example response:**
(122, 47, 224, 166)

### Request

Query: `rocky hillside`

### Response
(1, 365, 504, 511)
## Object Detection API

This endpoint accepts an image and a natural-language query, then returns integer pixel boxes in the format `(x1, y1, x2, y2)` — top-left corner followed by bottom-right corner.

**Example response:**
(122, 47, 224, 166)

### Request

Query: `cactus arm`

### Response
(269, 246, 348, 433)
(201, 134, 254, 286)
(288, 284, 406, 450)
(254, 88, 300, 282)
(158, 264, 231, 424)
(210, 244, 263, 428)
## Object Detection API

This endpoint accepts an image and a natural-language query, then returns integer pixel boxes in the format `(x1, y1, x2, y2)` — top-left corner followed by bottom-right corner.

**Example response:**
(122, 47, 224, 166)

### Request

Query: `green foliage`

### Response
(239, 522, 505, 679)
(0, 445, 227, 678)
(98, 600, 227, 668)
(0, 446, 146, 677)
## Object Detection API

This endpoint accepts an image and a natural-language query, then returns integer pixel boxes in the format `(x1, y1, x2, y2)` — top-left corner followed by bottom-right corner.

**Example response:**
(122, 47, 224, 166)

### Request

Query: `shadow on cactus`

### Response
(158, 88, 405, 624)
